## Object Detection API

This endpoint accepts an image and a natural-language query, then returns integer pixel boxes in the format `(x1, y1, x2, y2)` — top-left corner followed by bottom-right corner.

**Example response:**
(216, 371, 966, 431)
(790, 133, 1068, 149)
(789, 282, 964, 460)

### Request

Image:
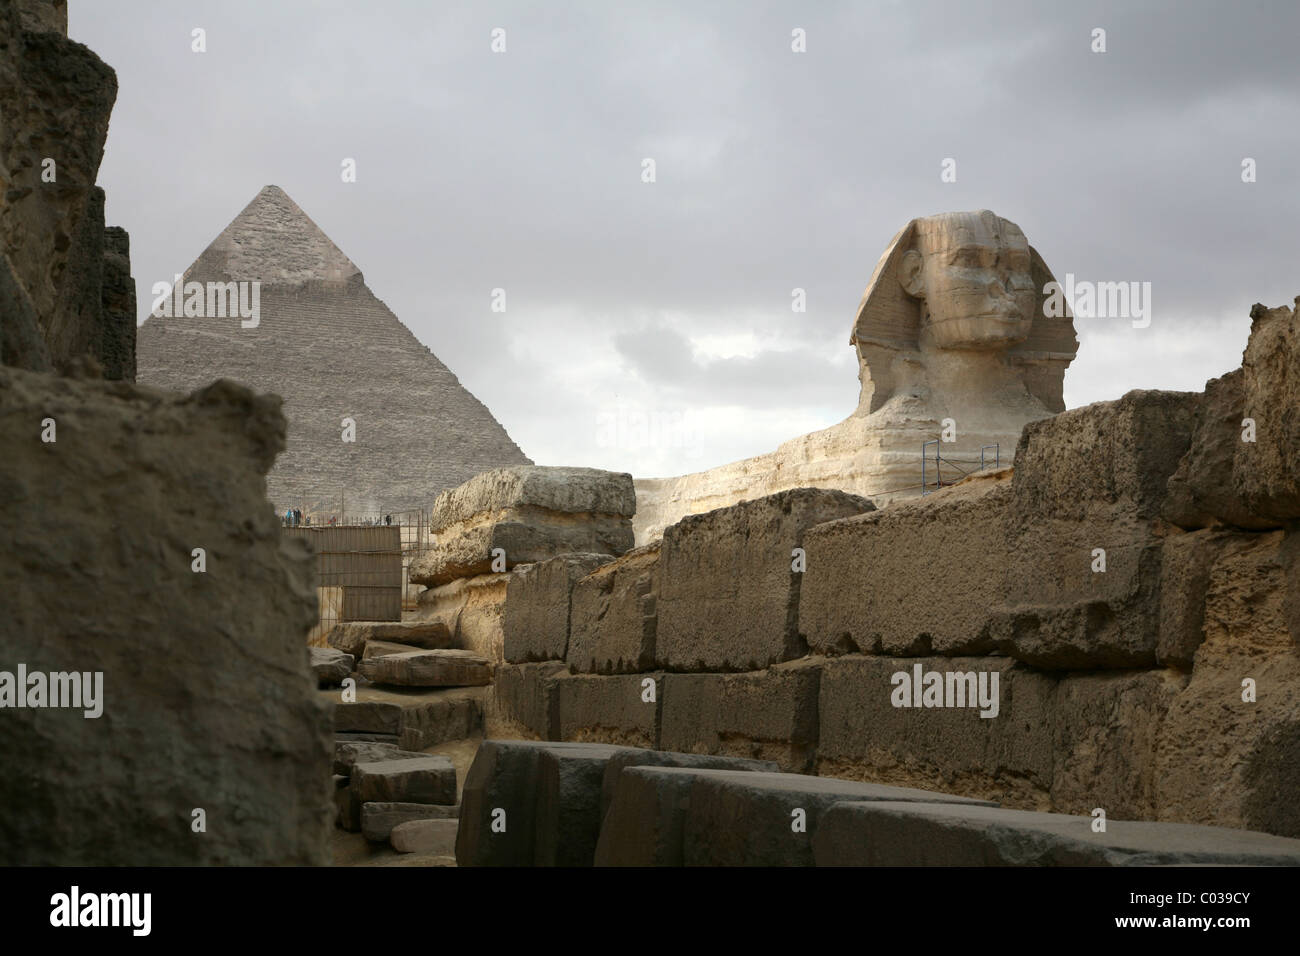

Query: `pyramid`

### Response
(137, 185, 531, 517)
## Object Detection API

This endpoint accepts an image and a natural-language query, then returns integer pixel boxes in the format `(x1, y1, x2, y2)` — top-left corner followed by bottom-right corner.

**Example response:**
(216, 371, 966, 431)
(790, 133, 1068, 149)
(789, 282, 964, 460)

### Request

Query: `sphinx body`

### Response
(632, 210, 1079, 543)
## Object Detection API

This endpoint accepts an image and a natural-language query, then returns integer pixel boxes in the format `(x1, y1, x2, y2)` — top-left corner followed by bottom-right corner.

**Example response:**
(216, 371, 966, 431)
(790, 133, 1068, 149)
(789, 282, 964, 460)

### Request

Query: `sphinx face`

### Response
(904, 212, 1037, 351)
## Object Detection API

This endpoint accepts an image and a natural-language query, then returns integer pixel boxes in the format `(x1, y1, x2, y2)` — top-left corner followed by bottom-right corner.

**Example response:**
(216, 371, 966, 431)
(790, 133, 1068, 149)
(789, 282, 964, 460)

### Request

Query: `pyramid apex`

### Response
(185, 185, 362, 286)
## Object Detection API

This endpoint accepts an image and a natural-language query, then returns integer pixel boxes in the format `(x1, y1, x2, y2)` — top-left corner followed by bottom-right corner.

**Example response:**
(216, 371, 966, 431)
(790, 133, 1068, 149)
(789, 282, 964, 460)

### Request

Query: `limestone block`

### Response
(1051, 670, 1186, 819)
(487, 661, 567, 740)
(816, 656, 1055, 808)
(326, 686, 485, 751)
(335, 780, 359, 832)
(362, 802, 460, 843)
(598, 749, 779, 820)
(800, 469, 1011, 657)
(456, 740, 632, 866)
(550, 672, 662, 748)
(812, 801, 1300, 866)
(351, 756, 457, 806)
(657, 489, 874, 671)
(534, 743, 634, 866)
(503, 552, 612, 663)
(415, 572, 515, 662)
(1157, 529, 1247, 667)
(1234, 301, 1300, 521)
(361, 639, 415, 660)
(681, 769, 997, 866)
(326, 620, 452, 657)
(595, 766, 697, 866)
(1164, 369, 1275, 529)
(359, 648, 492, 687)
(391, 818, 459, 855)
(660, 660, 823, 773)
(1156, 531, 1300, 837)
(567, 543, 661, 673)
(411, 466, 635, 586)
(991, 390, 1200, 669)
(0, 368, 330, 865)
(310, 647, 354, 686)
(333, 740, 415, 776)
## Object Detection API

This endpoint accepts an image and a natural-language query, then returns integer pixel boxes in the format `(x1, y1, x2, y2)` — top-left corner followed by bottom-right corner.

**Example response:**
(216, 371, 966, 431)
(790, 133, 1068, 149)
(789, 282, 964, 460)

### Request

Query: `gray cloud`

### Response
(73, 0, 1300, 477)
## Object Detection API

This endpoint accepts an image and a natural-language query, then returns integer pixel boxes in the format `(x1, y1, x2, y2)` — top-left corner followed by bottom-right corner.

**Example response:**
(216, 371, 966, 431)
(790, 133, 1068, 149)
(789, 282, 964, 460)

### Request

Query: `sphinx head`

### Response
(898, 211, 1037, 350)
(849, 209, 1078, 413)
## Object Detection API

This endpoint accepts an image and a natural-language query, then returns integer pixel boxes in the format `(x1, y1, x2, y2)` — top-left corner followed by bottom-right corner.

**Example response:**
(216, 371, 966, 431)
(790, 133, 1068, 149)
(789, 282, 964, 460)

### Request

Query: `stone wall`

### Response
(0, 0, 135, 378)
(475, 304, 1300, 838)
(0, 0, 332, 865)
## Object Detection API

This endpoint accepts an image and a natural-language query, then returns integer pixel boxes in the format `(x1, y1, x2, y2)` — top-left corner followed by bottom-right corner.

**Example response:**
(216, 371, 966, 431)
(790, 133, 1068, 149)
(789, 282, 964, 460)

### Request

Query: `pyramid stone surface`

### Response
(137, 186, 530, 515)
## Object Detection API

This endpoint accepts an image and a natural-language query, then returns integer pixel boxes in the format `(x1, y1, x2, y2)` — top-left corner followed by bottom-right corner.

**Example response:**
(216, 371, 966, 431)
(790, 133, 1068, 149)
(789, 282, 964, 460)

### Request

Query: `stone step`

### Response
(361, 801, 460, 843)
(351, 756, 457, 807)
(358, 648, 493, 688)
(324, 685, 485, 750)
(391, 818, 459, 855)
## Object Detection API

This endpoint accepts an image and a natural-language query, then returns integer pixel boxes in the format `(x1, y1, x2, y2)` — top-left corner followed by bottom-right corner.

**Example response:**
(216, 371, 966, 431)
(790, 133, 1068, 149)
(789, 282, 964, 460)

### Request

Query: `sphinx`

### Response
(632, 209, 1079, 543)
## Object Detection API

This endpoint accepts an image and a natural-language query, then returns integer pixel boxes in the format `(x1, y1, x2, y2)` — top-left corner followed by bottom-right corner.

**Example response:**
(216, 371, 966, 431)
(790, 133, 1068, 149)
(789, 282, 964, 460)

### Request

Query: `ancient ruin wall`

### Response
(473, 303, 1300, 838)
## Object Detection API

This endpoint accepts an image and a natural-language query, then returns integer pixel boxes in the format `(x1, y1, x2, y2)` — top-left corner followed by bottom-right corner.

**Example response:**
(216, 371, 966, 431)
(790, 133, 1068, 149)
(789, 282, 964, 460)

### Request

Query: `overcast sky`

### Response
(73, 0, 1300, 478)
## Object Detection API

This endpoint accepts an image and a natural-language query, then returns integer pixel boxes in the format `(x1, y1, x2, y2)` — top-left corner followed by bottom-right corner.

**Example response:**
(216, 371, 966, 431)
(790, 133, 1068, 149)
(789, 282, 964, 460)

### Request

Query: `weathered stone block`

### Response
(594, 765, 698, 867)
(326, 620, 452, 657)
(361, 802, 460, 843)
(351, 756, 457, 806)
(989, 391, 1201, 669)
(0, 368, 330, 865)
(333, 740, 418, 776)
(1051, 670, 1185, 819)
(1234, 302, 1300, 521)
(358, 648, 492, 687)
(816, 656, 1055, 808)
(456, 740, 630, 866)
(533, 743, 634, 866)
(503, 552, 612, 663)
(1156, 531, 1300, 837)
(567, 542, 661, 673)
(311, 647, 354, 686)
(812, 801, 1300, 866)
(1011, 389, 1200, 523)
(800, 470, 1011, 657)
(488, 661, 567, 740)
(326, 686, 485, 751)
(551, 672, 662, 748)
(336, 780, 359, 832)
(599, 749, 780, 820)
(681, 769, 997, 866)
(1164, 369, 1275, 529)
(391, 818, 459, 855)
(361, 639, 414, 660)
(1157, 529, 1246, 667)
(410, 466, 636, 586)
(660, 660, 823, 773)
(414, 572, 514, 662)
(657, 488, 874, 672)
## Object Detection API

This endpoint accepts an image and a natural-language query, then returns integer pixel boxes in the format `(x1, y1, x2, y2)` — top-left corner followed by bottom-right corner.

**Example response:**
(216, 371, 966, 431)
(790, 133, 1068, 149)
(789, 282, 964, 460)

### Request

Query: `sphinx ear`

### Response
(898, 249, 925, 298)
